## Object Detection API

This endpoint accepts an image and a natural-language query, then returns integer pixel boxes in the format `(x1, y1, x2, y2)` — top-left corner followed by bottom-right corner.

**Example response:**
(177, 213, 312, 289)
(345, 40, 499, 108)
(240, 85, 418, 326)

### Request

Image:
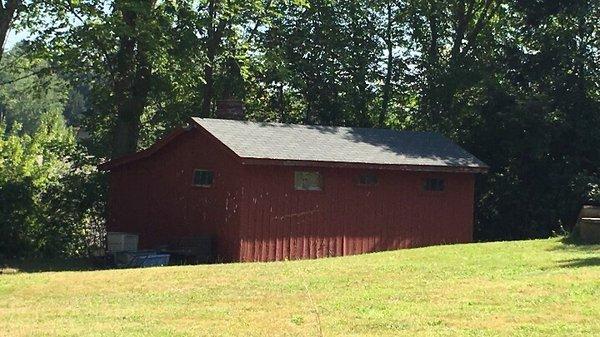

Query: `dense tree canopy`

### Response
(1, 0, 598, 257)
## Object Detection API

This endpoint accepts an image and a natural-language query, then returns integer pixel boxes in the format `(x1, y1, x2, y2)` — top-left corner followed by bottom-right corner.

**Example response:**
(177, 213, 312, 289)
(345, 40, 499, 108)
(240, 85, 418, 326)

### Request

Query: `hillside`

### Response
(0, 238, 598, 336)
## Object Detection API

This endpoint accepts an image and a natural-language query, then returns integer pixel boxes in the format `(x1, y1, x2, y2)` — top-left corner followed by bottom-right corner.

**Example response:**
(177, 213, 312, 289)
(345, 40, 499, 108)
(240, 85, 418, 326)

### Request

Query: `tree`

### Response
(0, 112, 102, 258)
(0, 0, 21, 61)
(0, 45, 70, 133)
(404, 0, 503, 133)
(27, 1, 202, 158)
(111, 0, 157, 157)
(467, 0, 600, 239)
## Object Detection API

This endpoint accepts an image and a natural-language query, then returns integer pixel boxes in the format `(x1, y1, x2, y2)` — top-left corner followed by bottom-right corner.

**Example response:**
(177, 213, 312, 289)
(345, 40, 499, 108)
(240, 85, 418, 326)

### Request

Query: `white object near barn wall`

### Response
(107, 232, 139, 252)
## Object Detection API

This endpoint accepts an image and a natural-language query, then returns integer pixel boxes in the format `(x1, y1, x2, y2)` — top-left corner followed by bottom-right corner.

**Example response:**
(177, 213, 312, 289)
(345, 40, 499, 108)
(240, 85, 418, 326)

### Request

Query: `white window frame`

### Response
(294, 171, 323, 191)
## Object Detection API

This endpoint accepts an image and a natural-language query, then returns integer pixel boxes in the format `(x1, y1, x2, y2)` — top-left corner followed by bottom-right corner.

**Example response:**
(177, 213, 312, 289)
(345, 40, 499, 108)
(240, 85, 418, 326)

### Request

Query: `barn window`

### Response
(358, 173, 378, 186)
(424, 178, 445, 191)
(294, 171, 322, 191)
(193, 169, 214, 187)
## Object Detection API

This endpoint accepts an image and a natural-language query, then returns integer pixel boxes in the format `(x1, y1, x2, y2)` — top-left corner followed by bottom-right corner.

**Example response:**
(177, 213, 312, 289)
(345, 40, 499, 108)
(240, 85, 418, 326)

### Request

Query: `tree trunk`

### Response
(200, 64, 214, 117)
(200, 0, 227, 117)
(379, 2, 394, 127)
(421, 5, 441, 127)
(111, 0, 154, 158)
(0, 0, 21, 61)
(277, 83, 286, 122)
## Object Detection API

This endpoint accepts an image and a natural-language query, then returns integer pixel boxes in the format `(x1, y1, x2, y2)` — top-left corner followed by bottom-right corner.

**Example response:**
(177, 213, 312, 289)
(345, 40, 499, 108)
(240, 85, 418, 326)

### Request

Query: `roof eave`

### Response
(98, 126, 191, 171)
(239, 157, 489, 173)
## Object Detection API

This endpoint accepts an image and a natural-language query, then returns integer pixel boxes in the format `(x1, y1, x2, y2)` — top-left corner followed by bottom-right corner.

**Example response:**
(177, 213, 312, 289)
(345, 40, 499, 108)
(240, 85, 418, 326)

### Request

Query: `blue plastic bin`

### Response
(129, 253, 170, 267)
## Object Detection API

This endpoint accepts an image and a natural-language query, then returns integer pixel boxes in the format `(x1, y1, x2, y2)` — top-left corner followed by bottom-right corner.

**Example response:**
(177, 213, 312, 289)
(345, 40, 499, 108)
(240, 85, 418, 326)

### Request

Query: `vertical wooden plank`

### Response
(335, 176, 344, 257)
(260, 188, 267, 260)
(264, 181, 274, 262)
(267, 167, 277, 261)
(254, 187, 262, 262)
(287, 180, 295, 261)
(326, 175, 333, 258)
(300, 191, 309, 259)
(282, 188, 290, 261)
(292, 189, 301, 259)
(239, 183, 248, 262)
(275, 191, 283, 261)
(379, 172, 388, 251)
(355, 189, 363, 256)
(291, 190, 300, 260)
(365, 189, 373, 253)
(259, 199, 267, 262)
(311, 198, 317, 259)
(282, 184, 291, 261)
(317, 187, 322, 258)
(248, 181, 256, 262)
(342, 175, 348, 256)
(311, 196, 318, 259)
(325, 194, 333, 258)
(347, 178, 356, 256)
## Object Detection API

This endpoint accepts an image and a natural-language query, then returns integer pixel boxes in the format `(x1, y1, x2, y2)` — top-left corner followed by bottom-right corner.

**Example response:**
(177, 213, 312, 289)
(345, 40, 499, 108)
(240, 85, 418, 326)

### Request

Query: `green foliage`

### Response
(463, 1, 600, 239)
(0, 99, 103, 259)
(0, 46, 71, 134)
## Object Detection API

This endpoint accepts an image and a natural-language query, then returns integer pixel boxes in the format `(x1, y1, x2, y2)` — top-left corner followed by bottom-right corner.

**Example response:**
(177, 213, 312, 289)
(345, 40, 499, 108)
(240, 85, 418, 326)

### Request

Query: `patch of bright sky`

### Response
(4, 29, 29, 50)
(3, 0, 113, 52)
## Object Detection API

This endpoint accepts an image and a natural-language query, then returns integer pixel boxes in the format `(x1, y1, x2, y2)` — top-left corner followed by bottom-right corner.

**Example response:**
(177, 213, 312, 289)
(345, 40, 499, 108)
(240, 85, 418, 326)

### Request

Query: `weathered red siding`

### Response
(237, 165, 474, 262)
(106, 127, 477, 263)
(107, 128, 243, 261)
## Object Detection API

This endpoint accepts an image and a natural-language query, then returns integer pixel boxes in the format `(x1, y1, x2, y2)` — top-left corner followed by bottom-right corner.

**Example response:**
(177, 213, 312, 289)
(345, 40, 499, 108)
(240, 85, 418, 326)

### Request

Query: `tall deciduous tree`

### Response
(0, 0, 21, 61)
(28, 1, 201, 158)
(111, 0, 156, 157)
(406, 0, 503, 132)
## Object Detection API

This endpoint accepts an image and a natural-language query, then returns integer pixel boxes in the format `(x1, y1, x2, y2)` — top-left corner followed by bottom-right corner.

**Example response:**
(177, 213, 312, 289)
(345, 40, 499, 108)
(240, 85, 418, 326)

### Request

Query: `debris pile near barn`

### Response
(574, 205, 600, 244)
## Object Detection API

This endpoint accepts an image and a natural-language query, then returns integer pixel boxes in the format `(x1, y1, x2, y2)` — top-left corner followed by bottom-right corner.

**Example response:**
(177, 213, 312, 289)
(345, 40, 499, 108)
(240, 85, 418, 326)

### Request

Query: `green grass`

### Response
(1, 238, 599, 337)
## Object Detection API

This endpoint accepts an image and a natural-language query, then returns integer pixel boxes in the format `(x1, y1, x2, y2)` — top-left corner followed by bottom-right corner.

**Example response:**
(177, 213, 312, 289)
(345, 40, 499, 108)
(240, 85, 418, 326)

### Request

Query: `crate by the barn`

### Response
(574, 205, 600, 244)
(107, 232, 139, 253)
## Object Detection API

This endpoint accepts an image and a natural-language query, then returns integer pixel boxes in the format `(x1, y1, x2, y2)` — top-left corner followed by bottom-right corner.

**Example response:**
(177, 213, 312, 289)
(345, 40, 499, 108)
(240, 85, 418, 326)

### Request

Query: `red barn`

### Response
(100, 118, 487, 262)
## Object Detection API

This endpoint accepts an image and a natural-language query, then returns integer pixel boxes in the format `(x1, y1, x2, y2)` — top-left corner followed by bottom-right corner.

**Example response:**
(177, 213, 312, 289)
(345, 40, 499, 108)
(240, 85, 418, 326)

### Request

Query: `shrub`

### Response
(0, 113, 104, 259)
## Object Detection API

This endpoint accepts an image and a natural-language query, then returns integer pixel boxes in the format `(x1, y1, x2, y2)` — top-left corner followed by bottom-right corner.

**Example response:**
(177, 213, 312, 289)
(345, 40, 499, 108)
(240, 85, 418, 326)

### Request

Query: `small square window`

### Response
(294, 171, 322, 191)
(424, 178, 445, 191)
(193, 169, 214, 187)
(358, 173, 378, 186)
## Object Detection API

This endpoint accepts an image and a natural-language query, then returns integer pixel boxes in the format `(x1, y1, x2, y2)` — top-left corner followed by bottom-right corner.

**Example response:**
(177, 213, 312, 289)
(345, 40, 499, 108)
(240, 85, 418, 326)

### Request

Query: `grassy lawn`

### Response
(0, 238, 598, 337)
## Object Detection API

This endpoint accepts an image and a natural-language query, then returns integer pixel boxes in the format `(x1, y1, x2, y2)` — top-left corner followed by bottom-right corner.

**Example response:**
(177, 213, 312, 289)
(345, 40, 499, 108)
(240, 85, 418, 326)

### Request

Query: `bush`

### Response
(0, 113, 104, 259)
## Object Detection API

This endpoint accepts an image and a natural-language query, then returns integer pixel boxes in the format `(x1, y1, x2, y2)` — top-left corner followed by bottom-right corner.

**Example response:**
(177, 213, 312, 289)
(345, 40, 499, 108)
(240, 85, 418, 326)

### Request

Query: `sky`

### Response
(4, 30, 29, 50)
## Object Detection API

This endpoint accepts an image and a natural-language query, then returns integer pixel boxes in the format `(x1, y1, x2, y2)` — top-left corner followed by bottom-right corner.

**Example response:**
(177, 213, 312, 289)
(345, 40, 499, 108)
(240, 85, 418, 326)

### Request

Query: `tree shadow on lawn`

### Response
(1, 255, 203, 274)
(0, 258, 109, 274)
(546, 236, 600, 253)
(548, 236, 600, 269)
(558, 257, 600, 268)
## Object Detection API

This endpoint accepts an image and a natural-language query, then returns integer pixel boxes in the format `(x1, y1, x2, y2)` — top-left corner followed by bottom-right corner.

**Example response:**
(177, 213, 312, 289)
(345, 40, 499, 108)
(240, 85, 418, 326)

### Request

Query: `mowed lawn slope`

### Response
(0, 239, 598, 337)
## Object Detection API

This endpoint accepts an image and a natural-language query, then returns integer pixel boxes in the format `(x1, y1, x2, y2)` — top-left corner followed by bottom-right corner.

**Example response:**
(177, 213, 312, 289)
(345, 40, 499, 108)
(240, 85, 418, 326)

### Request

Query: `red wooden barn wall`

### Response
(237, 165, 474, 262)
(106, 126, 476, 263)
(106, 128, 243, 261)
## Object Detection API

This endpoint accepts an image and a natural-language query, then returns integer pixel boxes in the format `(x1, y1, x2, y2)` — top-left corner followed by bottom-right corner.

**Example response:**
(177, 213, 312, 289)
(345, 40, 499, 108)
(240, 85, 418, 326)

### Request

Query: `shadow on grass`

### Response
(0, 258, 110, 274)
(550, 236, 600, 269)
(546, 236, 600, 253)
(558, 257, 600, 268)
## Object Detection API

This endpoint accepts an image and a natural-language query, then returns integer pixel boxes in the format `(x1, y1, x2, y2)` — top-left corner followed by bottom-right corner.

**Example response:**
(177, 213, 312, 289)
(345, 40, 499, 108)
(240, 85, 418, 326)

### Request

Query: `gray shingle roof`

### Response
(192, 118, 487, 170)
